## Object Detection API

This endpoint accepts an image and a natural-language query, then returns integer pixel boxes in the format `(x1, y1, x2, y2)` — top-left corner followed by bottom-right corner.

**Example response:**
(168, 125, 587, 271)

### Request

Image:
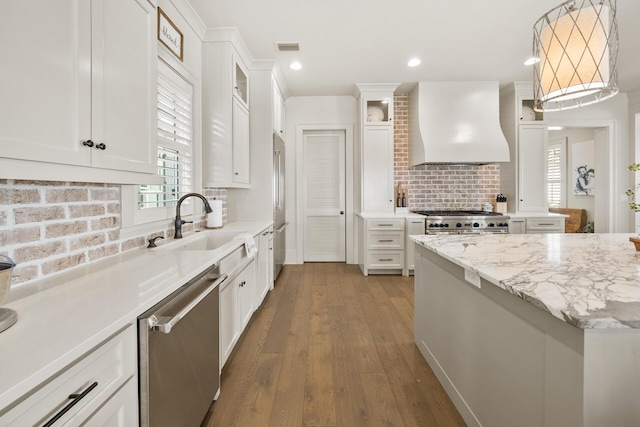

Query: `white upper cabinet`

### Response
(499, 83, 549, 214)
(272, 78, 286, 139)
(0, 0, 158, 183)
(357, 84, 399, 213)
(202, 41, 251, 188)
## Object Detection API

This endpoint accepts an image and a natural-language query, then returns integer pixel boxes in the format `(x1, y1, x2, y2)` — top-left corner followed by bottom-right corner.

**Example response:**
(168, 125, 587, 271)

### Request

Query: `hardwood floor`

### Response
(203, 263, 466, 427)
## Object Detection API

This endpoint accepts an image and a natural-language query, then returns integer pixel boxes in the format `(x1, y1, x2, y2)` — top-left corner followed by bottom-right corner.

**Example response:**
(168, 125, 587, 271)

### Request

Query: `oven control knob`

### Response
(444, 223, 449, 227)
(428, 223, 434, 228)
(456, 223, 462, 228)
(488, 223, 495, 227)
(473, 223, 480, 227)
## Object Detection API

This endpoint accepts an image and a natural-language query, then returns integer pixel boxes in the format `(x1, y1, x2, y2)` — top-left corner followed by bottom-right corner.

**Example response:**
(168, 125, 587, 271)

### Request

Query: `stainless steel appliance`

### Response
(273, 133, 287, 280)
(411, 210, 510, 234)
(138, 264, 227, 427)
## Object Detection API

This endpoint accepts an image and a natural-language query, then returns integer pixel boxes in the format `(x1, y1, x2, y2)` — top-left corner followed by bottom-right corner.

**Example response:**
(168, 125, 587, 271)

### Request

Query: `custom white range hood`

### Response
(408, 81, 510, 165)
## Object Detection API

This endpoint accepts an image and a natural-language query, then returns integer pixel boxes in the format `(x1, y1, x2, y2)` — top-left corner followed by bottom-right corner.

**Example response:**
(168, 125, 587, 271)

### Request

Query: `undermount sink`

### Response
(156, 230, 240, 251)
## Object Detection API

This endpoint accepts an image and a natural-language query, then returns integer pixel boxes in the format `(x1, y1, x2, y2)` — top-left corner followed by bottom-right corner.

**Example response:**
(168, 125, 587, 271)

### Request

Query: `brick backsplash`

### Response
(0, 180, 227, 287)
(393, 95, 500, 210)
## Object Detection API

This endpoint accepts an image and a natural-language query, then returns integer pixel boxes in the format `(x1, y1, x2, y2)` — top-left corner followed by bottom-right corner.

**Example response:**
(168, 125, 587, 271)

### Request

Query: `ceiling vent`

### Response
(276, 42, 300, 52)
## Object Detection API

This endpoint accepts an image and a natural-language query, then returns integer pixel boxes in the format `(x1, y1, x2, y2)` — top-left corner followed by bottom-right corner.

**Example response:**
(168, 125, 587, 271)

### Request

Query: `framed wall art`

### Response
(572, 139, 595, 196)
(158, 7, 183, 61)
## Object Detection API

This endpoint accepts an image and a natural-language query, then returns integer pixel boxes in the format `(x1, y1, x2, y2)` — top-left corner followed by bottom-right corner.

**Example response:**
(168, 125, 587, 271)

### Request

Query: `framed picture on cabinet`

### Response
(158, 7, 183, 61)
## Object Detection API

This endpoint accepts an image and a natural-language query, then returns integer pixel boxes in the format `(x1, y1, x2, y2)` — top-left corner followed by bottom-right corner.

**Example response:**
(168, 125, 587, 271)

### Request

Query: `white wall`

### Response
(284, 96, 357, 264)
(629, 90, 640, 233)
(546, 94, 631, 232)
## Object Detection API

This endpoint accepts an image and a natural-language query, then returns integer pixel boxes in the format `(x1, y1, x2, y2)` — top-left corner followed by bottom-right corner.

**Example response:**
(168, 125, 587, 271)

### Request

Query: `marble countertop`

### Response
(0, 221, 272, 411)
(412, 233, 640, 329)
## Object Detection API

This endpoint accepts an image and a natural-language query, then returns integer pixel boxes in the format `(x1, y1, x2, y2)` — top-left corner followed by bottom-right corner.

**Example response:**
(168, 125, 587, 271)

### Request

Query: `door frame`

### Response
(296, 124, 354, 264)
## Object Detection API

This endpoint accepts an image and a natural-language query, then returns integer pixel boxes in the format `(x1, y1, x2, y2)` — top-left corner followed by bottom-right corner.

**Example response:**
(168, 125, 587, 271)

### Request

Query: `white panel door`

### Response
(303, 131, 346, 262)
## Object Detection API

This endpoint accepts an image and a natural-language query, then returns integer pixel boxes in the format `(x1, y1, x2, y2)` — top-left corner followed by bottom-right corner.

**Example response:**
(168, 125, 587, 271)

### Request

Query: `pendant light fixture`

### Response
(533, 0, 618, 111)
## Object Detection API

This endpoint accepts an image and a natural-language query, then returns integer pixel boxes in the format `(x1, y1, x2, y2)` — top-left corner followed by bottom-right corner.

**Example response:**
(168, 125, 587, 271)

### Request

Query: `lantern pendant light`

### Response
(533, 0, 618, 111)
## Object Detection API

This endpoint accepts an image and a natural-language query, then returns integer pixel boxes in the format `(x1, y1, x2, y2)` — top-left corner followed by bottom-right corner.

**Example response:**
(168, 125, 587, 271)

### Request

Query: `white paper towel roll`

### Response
(206, 200, 223, 228)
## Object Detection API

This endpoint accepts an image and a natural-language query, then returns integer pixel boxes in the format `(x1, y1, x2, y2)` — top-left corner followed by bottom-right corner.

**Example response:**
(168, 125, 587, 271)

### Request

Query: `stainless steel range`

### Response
(412, 210, 510, 234)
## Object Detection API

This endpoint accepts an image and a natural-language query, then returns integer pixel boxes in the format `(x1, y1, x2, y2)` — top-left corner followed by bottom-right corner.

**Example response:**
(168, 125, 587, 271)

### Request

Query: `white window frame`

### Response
(547, 137, 567, 208)
(121, 56, 203, 234)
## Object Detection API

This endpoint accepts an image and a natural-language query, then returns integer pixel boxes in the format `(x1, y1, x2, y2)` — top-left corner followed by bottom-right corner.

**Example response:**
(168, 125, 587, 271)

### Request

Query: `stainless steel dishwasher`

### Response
(138, 263, 227, 427)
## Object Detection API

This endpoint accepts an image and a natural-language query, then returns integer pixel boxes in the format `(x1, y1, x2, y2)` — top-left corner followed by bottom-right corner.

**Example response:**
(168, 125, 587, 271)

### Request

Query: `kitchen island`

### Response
(412, 233, 640, 427)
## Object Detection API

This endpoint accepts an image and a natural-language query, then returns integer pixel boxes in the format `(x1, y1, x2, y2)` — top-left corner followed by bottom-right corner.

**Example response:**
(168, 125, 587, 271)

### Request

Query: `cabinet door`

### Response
(0, 1, 92, 167)
(406, 219, 425, 271)
(90, 0, 157, 174)
(82, 378, 138, 426)
(518, 125, 548, 212)
(237, 264, 255, 332)
(220, 281, 238, 367)
(232, 97, 250, 184)
(255, 231, 270, 307)
(233, 53, 249, 107)
(509, 219, 526, 234)
(363, 127, 394, 212)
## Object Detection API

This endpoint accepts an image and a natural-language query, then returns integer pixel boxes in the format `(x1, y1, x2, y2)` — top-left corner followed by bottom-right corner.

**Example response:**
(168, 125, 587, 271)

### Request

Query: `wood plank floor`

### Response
(203, 263, 466, 427)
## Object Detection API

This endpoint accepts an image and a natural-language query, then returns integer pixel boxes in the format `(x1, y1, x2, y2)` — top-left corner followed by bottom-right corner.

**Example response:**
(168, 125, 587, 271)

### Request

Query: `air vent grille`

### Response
(276, 42, 300, 52)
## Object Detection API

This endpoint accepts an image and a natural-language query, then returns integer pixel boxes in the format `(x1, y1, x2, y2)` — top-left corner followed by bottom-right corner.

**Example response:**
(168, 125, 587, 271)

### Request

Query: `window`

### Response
(547, 138, 567, 208)
(139, 64, 194, 210)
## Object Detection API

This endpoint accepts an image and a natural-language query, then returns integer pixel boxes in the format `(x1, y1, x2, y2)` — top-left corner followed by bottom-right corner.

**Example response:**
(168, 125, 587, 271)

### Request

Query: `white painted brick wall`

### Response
(0, 179, 228, 287)
(393, 96, 501, 210)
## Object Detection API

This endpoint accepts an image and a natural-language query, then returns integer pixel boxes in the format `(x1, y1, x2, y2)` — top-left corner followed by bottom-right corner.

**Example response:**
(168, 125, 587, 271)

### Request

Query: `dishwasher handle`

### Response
(148, 273, 228, 334)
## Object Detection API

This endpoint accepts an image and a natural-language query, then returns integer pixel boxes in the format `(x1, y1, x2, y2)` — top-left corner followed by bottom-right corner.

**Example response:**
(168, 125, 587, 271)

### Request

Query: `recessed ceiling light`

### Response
(290, 61, 302, 71)
(524, 57, 540, 66)
(408, 58, 421, 67)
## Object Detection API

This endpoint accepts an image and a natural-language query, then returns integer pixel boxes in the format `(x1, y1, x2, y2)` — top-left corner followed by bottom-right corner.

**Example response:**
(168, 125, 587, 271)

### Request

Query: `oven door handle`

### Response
(148, 273, 228, 334)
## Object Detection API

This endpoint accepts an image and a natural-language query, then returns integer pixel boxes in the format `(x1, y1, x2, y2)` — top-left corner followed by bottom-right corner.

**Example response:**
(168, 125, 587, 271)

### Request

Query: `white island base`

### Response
(414, 244, 640, 427)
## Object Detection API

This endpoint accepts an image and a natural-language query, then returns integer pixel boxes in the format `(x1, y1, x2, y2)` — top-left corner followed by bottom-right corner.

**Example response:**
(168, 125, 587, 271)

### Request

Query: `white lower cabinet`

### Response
(405, 218, 426, 275)
(509, 217, 564, 234)
(82, 377, 137, 426)
(0, 325, 137, 427)
(526, 217, 565, 234)
(219, 247, 256, 368)
(509, 219, 526, 234)
(255, 227, 273, 308)
(359, 218, 405, 276)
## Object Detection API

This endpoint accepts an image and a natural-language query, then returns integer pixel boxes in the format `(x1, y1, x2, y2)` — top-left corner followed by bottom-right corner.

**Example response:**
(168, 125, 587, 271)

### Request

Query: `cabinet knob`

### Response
(82, 140, 94, 148)
(95, 143, 106, 150)
(234, 172, 239, 175)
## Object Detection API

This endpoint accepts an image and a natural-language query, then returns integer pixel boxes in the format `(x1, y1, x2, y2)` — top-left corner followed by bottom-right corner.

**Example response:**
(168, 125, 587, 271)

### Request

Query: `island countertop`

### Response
(411, 233, 640, 329)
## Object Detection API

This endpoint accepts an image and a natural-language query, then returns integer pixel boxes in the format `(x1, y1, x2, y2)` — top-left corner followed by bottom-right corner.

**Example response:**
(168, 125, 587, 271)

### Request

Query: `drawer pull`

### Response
(43, 381, 98, 427)
(378, 224, 393, 227)
(379, 258, 393, 262)
(378, 239, 393, 242)
(537, 223, 555, 226)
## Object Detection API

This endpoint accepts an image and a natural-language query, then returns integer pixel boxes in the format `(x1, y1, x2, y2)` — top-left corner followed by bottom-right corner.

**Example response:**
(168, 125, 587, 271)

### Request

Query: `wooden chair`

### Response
(549, 208, 587, 233)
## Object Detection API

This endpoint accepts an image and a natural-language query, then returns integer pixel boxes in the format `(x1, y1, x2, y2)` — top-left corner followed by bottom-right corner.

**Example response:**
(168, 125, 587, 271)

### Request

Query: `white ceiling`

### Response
(186, 0, 640, 97)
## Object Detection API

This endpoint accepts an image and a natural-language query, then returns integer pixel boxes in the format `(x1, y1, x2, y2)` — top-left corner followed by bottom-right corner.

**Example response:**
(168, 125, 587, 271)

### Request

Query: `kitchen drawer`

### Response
(367, 218, 404, 231)
(526, 217, 565, 233)
(1, 324, 136, 427)
(367, 251, 404, 269)
(367, 231, 404, 250)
